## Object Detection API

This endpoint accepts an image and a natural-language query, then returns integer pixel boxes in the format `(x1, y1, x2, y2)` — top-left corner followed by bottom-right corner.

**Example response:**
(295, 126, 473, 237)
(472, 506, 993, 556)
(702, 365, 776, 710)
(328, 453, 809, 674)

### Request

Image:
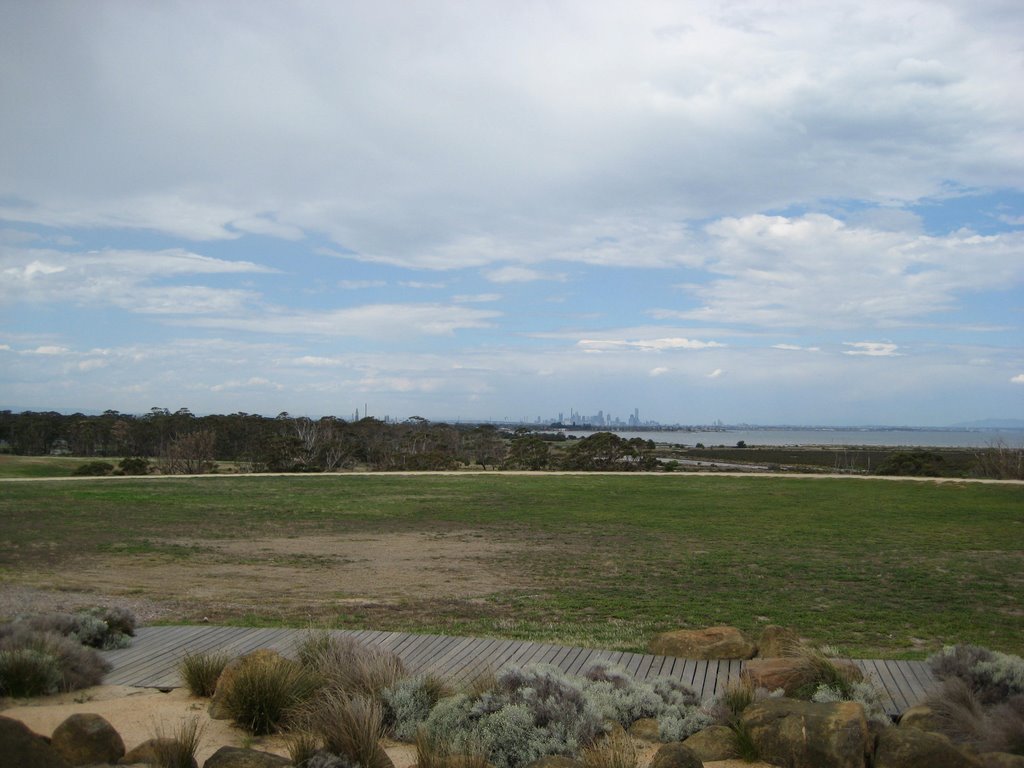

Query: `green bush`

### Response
(0, 648, 62, 696)
(0, 626, 110, 695)
(382, 674, 451, 741)
(930, 644, 1024, 704)
(221, 655, 320, 735)
(24, 607, 135, 650)
(118, 456, 151, 475)
(423, 664, 604, 768)
(72, 461, 114, 476)
(179, 649, 231, 697)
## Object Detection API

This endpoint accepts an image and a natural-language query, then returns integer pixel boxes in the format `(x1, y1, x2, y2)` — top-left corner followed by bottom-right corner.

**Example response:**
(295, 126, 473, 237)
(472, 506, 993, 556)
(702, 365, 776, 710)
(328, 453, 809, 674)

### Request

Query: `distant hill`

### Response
(949, 418, 1024, 429)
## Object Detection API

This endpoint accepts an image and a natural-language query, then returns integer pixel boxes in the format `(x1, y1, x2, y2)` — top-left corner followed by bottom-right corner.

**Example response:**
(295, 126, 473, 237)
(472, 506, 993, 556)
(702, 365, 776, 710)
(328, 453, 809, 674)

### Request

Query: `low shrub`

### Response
(285, 729, 322, 767)
(23, 607, 135, 650)
(0, 647, 62, 697)
(0, 626, 110, 694)
(179, 649, 232, 697)
(580, 663, 709, 741)
(784, 647, 862, 700)
(298, 632, 405, 699)
(221, 655, 320, 735)
(424, 664, 605, 768)
(72, 461, 115, 476)
(925, 646, 1024, 756)
(930, 644, 1024, 705)
(382, 674, 452, 741)
(415, 726, 490, 768)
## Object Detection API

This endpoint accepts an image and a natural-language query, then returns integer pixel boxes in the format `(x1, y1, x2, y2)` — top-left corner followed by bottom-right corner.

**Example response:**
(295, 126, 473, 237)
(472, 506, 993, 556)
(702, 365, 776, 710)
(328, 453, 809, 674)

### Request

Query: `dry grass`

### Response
(581, 731, 639, 768)
(299, 690, 393, 768)
(221, 655, 320, 735)
(179, 649, 232, 698)
(151, 716, 205, 768)
(414, 726, 491, 768)
(299, 631, 406, 699)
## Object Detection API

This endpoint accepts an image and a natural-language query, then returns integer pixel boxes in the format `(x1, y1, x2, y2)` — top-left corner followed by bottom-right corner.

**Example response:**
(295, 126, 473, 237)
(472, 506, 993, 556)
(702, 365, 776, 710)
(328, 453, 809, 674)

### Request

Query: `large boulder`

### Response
(898, 703, 938, 731)
(648, 626, 756, 660)
(978, 754, 1024, 768)
(681, 725, 737, 761)
(741, 656, 863, 695)
(0, 715, 71, 768)
(51, 712, 126, 766)
(120, 737, 198, 767)
(740, 697, 870, 768)
(208, 648, 283, 719)
(874, 726, 982, 767)
(203, 746, 291, 767)
(756, 625, 802, 658)
(647, 742, 704, 768)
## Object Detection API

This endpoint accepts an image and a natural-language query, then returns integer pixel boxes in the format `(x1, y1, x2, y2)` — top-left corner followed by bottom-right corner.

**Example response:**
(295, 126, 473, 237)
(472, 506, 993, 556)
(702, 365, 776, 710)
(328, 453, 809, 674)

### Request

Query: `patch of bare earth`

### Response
(1, 530, 538, 624)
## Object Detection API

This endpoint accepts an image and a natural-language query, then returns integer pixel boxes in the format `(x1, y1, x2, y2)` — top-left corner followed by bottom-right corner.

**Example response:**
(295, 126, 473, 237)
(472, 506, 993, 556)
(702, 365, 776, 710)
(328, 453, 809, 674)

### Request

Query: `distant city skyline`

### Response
(1, 3, 1022, 427)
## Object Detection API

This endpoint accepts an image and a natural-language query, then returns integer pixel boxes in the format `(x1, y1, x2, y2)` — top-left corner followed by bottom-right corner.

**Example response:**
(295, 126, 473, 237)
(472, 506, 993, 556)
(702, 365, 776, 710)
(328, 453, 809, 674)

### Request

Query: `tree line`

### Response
(0, 409, 658, 473)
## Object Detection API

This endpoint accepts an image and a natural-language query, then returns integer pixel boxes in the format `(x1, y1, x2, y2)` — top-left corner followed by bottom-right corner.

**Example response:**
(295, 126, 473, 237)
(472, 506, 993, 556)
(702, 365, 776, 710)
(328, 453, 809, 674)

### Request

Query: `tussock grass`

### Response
(299, 690, 393, 768)
(179, 649, 232, 697)
(151, 716, 205, 768)
(221, 655, 320, 735)
(299, 632, 405, 699)
(415, 727, 491, 768)
(581, 731, 638, 768)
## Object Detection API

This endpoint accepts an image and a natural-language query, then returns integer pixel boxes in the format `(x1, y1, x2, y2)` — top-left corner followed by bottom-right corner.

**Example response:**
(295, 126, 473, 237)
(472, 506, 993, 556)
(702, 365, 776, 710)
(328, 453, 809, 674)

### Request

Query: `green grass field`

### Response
(1, 474, 1021, 658)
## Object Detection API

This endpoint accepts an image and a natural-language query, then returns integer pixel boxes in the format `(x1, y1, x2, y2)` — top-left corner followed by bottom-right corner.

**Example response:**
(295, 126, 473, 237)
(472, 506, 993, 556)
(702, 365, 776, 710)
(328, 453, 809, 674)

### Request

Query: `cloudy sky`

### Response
(2, 1, 1022, 426)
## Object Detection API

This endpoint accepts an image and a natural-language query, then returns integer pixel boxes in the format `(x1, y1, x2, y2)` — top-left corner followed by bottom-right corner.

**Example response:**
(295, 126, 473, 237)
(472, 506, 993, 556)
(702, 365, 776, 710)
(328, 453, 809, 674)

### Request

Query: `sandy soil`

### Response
(0, 530, 537, 625)
(1, 685, 771, 767)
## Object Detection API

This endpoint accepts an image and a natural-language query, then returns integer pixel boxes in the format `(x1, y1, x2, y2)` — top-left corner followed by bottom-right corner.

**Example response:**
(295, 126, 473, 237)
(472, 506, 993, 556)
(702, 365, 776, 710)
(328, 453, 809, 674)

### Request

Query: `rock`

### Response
(209, 649, 282, 719)
(978, 753, 1024, 768)
(899, 703, 937, 731)
(874, 727, 982, 767)
(740, 697, 869, 768)
(121, 737, 198, 767)
(0, 715, 71, 768)
(203, 745, 292, 767)
(51, 712, 126, 766)
(682, 725, 738, 761)
(741, 656, 863, 695)
(648, 742, 704, 768)
(756, 625, 802, 658)
(648, 626, 756, 660)
(628, 717, 661, 741)
(524, 757, 583, 768)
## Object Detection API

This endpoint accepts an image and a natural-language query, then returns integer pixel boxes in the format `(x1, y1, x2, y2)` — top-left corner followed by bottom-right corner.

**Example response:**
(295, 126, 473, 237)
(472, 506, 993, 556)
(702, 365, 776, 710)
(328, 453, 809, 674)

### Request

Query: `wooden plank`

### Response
(503, 639, 546, 670)
(432, 636, 490, 679)
(401, 634, 452, 672)
(884, 660, 926, 709)
(856, 659, 900, 714)
(104, 625, 241, 686)
(904, 660, 938, 699)
(452, 638, 508, 684)
(411, 636, 463, 675)
(621, 652, 644, 677)
(566, 648, 600, 677)
(675, 658, 700, 689)
(634, 654, 657, 681)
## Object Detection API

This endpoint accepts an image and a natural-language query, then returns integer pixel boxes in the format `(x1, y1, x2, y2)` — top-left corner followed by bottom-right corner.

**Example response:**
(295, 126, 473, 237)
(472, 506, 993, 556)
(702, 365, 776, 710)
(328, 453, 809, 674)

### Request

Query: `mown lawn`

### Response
(0, 474, 1021, 658)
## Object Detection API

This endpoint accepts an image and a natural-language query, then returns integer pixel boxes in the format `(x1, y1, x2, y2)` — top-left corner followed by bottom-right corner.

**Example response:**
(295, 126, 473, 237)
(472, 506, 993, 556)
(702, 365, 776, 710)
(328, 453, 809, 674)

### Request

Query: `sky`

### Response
(1, 1, 1023, 427)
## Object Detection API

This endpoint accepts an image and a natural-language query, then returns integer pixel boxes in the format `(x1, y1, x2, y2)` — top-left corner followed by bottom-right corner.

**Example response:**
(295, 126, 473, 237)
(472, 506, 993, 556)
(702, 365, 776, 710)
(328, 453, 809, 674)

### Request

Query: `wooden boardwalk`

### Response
(100, 626, 936, 716)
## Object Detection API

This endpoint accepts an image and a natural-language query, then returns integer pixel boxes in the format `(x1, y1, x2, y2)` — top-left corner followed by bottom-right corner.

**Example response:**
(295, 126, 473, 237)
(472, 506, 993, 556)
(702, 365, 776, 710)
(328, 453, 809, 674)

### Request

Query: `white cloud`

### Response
(452, 293, 502, 303)
(659, 215, 1024, 328)
(772, 343, 821, 352)
(578, 337, 724, 352)
(210, 377, 284, 392)
(707, 368, 724, 378)
(24, 345, 70, 355)
(843, 342, 902, 357)
(649, 367, 669, 377)
(1011, 374, 1024, 384)
(183, 303, 499, 338)
(338, 280, 386, 289)
(484, 266, 564, 284)
(76, 358, 108, 372)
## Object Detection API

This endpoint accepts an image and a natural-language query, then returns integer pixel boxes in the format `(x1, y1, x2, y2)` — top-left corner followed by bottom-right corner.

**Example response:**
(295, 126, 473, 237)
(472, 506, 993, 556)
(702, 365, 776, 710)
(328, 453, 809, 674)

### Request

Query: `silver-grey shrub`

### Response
(382, 675, 448, 741)
(423, 664, 604, 768)
(581, 663, 708, 739)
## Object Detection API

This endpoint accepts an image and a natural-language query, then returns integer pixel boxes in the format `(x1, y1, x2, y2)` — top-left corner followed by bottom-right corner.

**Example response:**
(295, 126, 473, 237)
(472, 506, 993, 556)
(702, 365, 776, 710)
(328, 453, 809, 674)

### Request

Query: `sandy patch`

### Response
(3, 530, 536, 623)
